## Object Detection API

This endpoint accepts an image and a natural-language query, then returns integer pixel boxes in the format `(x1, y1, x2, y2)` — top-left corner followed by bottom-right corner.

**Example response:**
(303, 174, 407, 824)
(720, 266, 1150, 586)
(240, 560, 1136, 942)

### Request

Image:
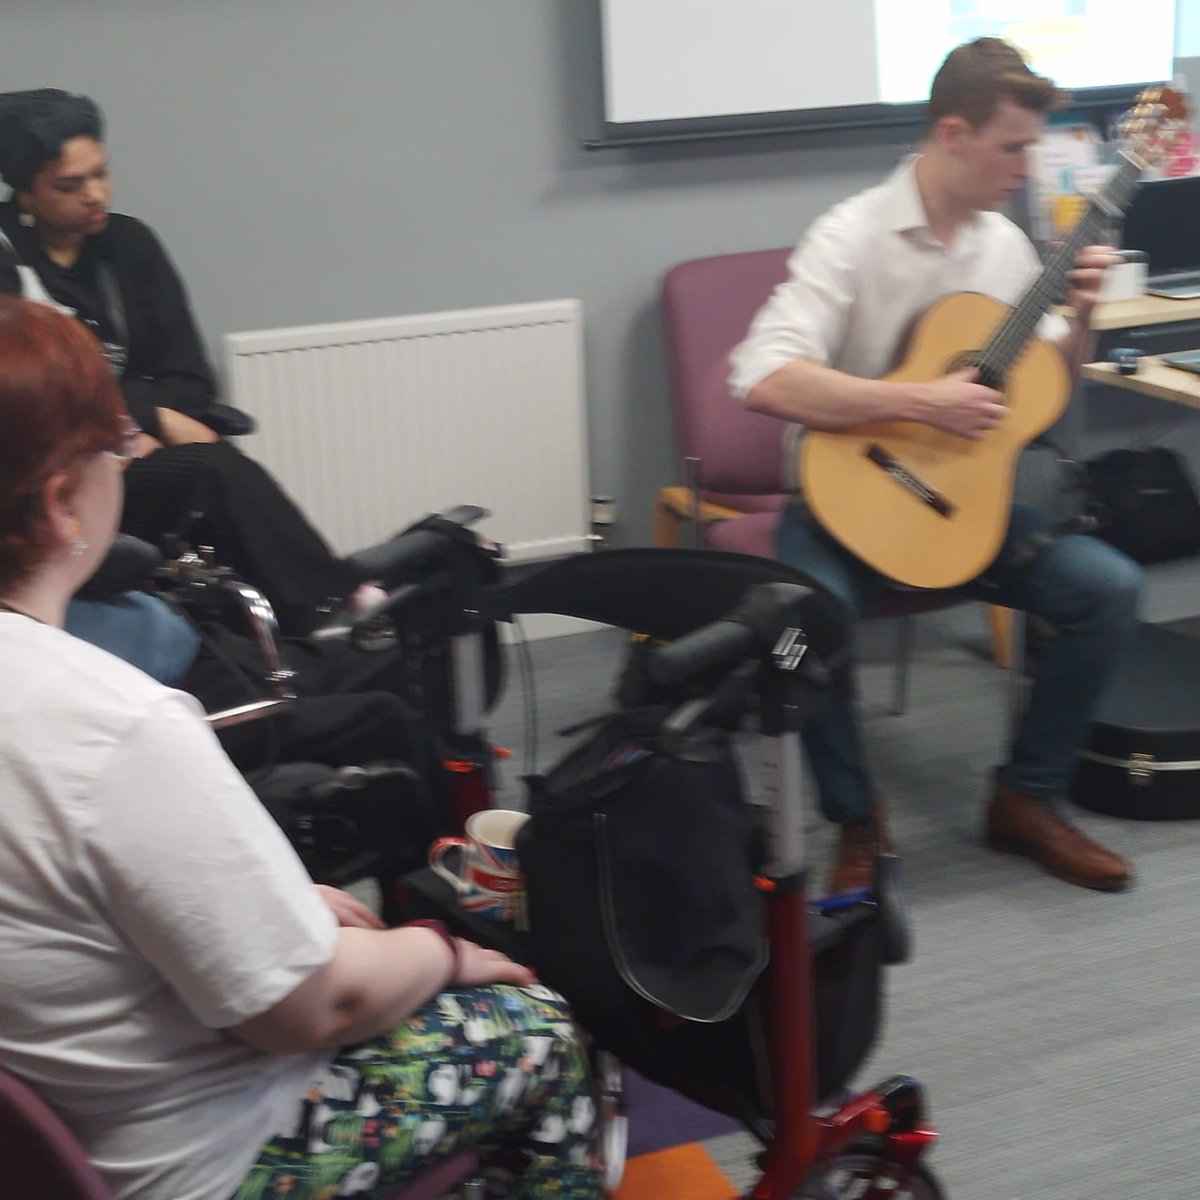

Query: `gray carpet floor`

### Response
(485, 602, 1200, 1200)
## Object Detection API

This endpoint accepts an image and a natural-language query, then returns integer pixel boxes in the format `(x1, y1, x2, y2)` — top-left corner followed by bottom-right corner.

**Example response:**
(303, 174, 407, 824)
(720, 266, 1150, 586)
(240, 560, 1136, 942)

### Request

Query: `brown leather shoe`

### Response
(829, 801, 891, 894)
(985, 783, 1133, 892)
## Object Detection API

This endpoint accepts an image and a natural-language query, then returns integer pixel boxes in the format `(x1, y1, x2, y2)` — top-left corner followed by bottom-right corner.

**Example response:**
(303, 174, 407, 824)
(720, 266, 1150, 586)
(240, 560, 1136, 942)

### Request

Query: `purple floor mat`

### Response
(622, 1068, 742, 1156)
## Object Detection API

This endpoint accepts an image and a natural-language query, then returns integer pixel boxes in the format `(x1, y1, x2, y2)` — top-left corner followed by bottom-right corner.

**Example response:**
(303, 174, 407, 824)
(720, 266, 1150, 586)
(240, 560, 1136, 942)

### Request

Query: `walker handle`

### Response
(646, 582, 814, 687)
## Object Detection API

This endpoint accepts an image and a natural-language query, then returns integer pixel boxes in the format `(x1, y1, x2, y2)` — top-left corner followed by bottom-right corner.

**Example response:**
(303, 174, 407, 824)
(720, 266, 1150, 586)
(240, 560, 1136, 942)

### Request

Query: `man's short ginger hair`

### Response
(928, 38, 1060, 130)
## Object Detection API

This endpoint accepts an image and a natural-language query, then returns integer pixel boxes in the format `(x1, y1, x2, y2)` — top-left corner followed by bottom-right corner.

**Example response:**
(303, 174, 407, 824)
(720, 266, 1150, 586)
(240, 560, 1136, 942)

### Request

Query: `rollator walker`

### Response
(390, 540, 945, 1200)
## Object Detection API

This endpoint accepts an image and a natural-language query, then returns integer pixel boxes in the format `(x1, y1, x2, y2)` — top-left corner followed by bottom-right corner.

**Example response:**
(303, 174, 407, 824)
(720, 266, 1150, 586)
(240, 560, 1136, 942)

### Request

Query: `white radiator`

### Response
(225, 299, 591, 565)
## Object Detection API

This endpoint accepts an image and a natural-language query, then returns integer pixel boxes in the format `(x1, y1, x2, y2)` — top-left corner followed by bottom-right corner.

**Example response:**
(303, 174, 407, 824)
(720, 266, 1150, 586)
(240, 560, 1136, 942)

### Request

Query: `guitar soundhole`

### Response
(946, 351, 1005, 393)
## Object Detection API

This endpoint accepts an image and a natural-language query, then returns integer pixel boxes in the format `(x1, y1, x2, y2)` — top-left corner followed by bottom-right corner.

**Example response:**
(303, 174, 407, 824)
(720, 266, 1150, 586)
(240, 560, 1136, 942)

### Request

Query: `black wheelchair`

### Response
(78, 506, 501, 922)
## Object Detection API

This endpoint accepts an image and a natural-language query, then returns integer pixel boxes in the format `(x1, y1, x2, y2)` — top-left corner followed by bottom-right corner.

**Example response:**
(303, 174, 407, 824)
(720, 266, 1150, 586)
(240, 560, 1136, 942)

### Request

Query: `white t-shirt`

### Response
(0, 614, 338, 1200)
(728, 156, 1070, 486)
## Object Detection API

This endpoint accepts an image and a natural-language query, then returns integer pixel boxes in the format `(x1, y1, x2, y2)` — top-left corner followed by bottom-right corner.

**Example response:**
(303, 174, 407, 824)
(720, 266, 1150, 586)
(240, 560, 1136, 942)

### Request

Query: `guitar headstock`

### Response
(1116, 84, 1191, 168)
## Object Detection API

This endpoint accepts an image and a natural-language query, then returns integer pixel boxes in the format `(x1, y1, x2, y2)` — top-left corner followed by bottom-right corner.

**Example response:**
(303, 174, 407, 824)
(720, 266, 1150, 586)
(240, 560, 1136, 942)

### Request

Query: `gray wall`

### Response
(2, 1, 1197, 545)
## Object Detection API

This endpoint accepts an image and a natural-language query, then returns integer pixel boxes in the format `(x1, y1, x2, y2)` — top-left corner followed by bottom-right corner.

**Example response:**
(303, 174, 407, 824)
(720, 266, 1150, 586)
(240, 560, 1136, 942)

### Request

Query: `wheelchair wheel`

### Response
(796, 1152, 945, 1199)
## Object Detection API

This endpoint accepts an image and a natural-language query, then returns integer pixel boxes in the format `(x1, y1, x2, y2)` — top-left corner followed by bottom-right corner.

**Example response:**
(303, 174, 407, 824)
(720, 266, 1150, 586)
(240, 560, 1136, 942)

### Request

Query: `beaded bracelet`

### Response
(403, 919, 462, 984)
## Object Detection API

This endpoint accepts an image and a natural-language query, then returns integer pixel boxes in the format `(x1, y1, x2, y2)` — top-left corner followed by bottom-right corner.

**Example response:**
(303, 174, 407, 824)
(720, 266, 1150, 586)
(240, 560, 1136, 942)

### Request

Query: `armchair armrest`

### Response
(77, 534, 164, 599)
(199, 403, 257, 437)
(654, 486, 748, 549)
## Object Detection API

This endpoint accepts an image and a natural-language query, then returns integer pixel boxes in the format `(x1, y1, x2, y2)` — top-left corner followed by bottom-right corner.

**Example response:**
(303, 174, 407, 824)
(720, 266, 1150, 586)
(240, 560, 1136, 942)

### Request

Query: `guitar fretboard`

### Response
(976, 151, 1144, 389)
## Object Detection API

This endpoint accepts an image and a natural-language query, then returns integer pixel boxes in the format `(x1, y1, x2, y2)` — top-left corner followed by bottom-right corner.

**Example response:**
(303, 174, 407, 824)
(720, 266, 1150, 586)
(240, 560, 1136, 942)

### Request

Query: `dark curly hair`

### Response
(0, 297, 124, 591)
(0, 89, 103, 192)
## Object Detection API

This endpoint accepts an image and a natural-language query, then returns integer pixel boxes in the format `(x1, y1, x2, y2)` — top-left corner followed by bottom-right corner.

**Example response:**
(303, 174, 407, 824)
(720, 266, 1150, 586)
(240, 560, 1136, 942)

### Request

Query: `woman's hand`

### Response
(314, 884, 386, 930)
(452, 939, 537, 988)
(155, 407, 220, 446)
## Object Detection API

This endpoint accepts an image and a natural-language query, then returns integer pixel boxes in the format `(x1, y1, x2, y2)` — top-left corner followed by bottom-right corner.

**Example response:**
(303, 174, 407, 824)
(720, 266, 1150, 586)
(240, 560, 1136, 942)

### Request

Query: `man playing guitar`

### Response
(730, 38, 1141, 894)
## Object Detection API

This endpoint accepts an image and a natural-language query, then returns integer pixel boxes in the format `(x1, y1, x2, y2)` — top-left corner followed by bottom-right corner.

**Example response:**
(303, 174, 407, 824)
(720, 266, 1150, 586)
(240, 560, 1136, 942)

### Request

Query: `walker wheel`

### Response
(595, 1050, 627, 1195)
(794, 1152, 945, 1199)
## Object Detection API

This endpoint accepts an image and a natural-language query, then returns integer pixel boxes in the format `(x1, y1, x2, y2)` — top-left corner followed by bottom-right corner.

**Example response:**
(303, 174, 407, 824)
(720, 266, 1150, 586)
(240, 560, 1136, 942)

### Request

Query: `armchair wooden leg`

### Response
(987, 604, 1014, 669)
(654, 494, 681, 548)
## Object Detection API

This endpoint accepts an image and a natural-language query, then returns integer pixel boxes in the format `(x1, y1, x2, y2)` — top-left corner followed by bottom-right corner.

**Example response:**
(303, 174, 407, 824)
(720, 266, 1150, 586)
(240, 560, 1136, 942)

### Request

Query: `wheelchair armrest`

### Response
(219, 578, 297, 700)
(77, 534, 164, 598)
(208, 696, 294, 730)
(200, 403, 257, 437)
(157, 556, 296, 704)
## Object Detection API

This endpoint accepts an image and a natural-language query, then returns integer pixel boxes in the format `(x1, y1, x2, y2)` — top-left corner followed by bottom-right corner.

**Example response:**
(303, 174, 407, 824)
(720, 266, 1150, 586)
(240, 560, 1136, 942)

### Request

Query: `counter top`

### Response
(1052, 293, 1200, 331)
(1081, 356, 1200, 408)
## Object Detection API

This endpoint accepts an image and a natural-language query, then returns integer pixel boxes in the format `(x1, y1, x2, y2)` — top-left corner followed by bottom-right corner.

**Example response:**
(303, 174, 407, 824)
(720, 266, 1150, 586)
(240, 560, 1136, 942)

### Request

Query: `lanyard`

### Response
(0, 224, 129, 375)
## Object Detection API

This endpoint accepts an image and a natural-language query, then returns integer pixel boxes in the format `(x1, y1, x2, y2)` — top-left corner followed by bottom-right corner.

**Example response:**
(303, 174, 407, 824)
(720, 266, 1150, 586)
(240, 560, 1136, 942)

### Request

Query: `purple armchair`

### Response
(656, 248, 1012, 712)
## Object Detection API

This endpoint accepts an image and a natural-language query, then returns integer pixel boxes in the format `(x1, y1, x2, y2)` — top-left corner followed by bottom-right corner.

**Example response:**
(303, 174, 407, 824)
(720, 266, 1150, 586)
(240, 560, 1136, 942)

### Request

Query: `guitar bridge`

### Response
(865, 444, 955, 517)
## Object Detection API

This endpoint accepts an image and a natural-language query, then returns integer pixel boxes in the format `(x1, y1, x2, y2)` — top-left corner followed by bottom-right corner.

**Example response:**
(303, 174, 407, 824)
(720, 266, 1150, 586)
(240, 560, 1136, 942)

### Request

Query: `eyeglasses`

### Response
(106, 418, 142, 464)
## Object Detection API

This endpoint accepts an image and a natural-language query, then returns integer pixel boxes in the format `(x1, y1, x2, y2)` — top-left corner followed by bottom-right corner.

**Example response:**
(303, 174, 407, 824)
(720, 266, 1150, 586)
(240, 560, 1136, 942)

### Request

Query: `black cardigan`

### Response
(0, 201, 217, 439)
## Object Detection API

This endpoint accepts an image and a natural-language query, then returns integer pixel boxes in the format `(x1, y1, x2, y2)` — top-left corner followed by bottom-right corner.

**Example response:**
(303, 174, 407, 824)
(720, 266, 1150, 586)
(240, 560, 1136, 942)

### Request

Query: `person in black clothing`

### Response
(0, 88, 383, 635)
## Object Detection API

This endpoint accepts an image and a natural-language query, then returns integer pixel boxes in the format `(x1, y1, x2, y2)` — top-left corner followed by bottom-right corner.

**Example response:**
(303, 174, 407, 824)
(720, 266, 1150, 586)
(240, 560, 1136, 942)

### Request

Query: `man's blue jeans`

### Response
(776, 502, 1144, 824)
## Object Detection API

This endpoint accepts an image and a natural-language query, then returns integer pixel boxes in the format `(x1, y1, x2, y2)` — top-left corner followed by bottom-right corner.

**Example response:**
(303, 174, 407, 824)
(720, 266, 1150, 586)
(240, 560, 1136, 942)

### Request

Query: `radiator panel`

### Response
(225, 299, 591, 564)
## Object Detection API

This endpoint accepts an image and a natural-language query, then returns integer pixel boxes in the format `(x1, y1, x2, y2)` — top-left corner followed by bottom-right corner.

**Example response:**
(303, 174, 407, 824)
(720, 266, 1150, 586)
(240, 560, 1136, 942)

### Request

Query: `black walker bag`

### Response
(1082, 446, 1200, 564)
(1072, 622, 1200, 821)
(516, 708, 883, 1121)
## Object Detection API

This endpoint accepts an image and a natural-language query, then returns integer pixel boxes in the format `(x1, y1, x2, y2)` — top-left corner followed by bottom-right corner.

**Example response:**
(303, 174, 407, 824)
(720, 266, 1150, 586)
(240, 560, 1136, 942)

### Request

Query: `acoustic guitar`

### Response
(797, 93, 1177, 590)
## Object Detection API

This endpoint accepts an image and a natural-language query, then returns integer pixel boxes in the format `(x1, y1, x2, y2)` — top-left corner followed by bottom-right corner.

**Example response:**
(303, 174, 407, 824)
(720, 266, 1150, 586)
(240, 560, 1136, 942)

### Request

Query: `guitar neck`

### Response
(980, 151, 1144, 382)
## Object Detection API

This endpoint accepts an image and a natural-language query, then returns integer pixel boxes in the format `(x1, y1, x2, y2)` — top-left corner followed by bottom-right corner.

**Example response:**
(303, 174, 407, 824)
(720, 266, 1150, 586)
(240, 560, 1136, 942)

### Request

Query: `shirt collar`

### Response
(881, 155, 985, 245)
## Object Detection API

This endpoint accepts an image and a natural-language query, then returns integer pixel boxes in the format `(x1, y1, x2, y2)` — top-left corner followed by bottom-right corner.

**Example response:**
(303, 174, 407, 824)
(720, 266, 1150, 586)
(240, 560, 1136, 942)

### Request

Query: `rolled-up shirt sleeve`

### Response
(728, 212, 861, 402)
(727, 159, 1072, 406)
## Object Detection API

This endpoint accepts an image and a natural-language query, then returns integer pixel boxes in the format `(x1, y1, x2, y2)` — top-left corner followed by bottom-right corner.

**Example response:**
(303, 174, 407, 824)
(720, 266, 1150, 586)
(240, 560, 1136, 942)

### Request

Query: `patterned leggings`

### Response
(232, 985, 603, 1199)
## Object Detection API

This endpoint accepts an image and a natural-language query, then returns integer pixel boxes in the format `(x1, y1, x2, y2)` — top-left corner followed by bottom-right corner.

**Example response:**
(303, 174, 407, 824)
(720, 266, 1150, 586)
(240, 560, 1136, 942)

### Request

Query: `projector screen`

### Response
(599, 0, 1178, 136)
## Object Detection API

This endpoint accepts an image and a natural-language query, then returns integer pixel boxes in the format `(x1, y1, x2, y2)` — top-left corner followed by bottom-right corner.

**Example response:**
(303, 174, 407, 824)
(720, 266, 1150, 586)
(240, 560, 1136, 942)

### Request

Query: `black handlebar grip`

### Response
(438, 504, 489, 528)
(646, 618, 757, 687)
(645, 582, 816, 687)
(81, 534, 164, 596)
(348, 529, 446, 580)
(349, 570, 456, 629)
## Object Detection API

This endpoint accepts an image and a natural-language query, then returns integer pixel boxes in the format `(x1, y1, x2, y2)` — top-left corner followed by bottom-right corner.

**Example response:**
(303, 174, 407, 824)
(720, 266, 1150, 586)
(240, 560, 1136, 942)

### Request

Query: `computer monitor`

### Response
(1121, 175, 1200, 277)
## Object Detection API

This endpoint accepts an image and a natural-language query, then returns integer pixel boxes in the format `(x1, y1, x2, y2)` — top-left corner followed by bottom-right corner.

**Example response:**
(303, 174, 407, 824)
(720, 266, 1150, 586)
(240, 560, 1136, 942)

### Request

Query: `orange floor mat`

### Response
(613, 1142, 740, 1200)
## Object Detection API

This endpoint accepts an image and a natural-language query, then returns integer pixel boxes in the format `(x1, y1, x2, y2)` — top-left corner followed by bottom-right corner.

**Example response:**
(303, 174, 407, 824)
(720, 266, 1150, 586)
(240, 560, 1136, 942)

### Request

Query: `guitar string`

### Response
(980, 153, 1142, 379)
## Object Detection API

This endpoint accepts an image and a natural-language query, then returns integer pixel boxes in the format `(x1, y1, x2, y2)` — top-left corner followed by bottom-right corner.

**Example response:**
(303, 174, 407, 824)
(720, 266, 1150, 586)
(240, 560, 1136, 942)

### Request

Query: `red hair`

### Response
(0, 296, 124, 590)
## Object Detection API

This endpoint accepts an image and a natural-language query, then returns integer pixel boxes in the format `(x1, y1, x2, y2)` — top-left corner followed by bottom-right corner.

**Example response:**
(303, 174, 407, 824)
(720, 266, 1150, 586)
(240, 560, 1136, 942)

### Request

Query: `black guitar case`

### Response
(1072, 622, 1200, 820)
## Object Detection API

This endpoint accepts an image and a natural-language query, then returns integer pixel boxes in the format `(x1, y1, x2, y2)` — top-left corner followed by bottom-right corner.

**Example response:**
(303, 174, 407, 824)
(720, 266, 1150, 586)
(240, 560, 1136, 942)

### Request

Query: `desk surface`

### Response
(1053, 294, 1200, 331)
(1085, 293, 1200, 331)
(1081, 357, 1200, 408)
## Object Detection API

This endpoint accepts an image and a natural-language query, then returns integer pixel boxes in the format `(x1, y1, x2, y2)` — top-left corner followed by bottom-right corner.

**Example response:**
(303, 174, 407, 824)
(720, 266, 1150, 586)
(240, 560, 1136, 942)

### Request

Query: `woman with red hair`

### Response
(0, 295, 601, 1200)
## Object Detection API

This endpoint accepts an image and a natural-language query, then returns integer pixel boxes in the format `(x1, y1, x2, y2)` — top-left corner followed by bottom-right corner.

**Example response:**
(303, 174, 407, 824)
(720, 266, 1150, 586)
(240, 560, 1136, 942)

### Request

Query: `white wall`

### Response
(3, 0, 1198, 545)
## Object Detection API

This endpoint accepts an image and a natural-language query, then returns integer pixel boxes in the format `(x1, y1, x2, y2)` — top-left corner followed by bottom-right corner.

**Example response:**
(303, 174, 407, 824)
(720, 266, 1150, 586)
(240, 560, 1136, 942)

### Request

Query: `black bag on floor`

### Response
(516, 707, 883, 1121)
(1082, 447, 1200, 564)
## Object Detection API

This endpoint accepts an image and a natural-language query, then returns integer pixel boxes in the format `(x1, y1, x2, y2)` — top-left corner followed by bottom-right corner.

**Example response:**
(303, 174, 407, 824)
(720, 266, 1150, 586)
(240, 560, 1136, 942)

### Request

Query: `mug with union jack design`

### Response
(428, 808, 529, 923)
